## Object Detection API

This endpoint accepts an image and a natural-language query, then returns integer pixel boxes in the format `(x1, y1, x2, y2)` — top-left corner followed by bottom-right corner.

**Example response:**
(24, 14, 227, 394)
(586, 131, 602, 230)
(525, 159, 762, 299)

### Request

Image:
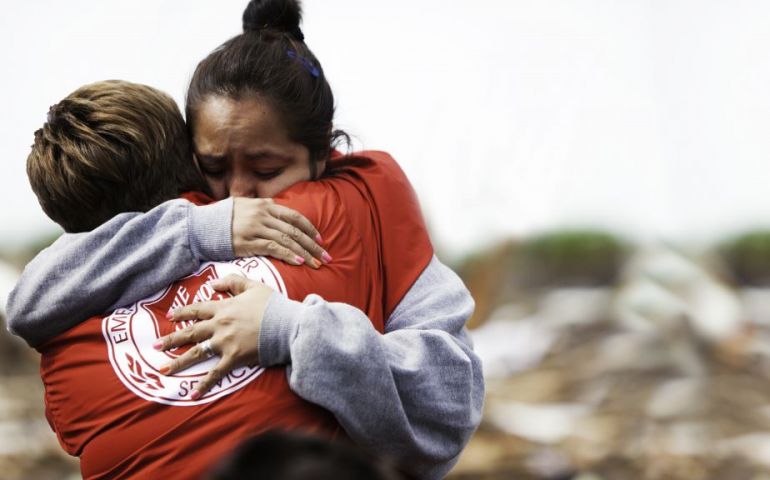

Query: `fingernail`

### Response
(159, 365, 171, 375)
(311, 258, 321, 269)
(165, 310, 174, 320)
(321, 252, 333, 264)
(315, 234, 324, 244)
(153, 340, 164, 350)
(191, 390, 201, 400)
(294, 255, 305, 265)
(210, 279, 224, 288)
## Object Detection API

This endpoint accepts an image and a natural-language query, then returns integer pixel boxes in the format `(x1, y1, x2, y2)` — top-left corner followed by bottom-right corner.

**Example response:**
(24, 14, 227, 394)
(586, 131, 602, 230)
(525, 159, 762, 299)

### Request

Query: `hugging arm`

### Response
(6, 196, 324, 347)
(7, 199, 233, 346)
(260, 256, 484, 479)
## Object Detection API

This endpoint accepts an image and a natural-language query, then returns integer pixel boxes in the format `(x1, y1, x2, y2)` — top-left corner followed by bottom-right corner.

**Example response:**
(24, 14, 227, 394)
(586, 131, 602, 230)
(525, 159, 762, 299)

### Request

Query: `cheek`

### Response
(260, 167, 312, 198)
(282, 164, 313, 188)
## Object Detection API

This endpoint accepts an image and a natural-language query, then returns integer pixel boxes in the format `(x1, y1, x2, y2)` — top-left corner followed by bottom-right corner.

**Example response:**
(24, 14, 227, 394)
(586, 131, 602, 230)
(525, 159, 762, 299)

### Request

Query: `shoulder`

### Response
(272, 175, 367, 246)
(325, 150, 422, 209)
(277, 151, 413, 226)
(327, 150, 410, 182)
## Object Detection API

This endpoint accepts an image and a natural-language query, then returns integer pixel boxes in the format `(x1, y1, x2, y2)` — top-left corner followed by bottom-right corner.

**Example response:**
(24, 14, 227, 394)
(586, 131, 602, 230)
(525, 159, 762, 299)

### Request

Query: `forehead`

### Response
(192, 95, 290, 153)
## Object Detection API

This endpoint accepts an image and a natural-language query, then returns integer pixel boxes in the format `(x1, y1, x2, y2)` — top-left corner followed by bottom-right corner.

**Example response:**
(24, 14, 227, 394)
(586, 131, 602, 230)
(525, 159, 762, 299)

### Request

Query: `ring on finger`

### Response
(199, 339, 216, 359)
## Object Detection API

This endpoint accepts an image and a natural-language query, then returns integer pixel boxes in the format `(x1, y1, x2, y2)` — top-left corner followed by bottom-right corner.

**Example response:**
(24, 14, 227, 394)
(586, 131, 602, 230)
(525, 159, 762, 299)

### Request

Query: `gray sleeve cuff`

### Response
(258, 292, 304, 367)
(188, 198, 235, 261)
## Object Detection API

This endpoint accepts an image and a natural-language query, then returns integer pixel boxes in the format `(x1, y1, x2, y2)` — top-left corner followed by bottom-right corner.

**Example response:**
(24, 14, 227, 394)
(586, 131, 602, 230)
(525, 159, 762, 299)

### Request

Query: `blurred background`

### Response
(3, 1, 770, 478)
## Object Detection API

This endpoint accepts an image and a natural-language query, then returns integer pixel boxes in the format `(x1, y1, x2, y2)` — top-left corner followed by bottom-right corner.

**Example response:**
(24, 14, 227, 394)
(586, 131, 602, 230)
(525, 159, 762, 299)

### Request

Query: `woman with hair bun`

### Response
(8, 1, 483, 478)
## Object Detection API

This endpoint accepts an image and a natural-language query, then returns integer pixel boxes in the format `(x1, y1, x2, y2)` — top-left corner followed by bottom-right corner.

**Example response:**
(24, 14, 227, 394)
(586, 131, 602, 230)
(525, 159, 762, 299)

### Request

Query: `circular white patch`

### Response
(102, 257, 286, 406)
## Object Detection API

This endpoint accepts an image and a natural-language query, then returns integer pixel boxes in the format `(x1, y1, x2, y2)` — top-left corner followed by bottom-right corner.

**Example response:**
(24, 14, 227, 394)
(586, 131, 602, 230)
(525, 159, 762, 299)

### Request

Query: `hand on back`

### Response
(231, 197, 332, 268)
(154, 274, 272, 400)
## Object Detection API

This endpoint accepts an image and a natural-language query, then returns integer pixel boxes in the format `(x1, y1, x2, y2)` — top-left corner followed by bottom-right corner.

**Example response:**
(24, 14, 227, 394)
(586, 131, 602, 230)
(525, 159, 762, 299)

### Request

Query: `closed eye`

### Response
(255, 168, 285, 180)
(200, 167, 226, 178)
(196, 155, 226, 177)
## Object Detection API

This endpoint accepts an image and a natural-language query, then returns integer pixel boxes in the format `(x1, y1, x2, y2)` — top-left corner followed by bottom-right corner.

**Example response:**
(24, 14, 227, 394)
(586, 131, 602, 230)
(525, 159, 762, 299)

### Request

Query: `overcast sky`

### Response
(3, 0, 770, 258)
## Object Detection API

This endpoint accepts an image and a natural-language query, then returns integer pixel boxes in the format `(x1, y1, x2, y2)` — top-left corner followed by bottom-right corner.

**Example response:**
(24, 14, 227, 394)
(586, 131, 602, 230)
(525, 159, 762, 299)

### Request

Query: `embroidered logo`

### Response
(102, 257, 286, 406)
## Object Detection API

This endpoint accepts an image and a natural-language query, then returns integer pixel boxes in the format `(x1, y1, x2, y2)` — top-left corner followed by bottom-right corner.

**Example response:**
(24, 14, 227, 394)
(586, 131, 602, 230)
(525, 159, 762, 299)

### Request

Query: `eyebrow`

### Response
(193, 147, 224, 158)
(194, 149, 290, 164)
(244, 151, 291, 163)
(195, 154, 226, 163)
(243, 151, 270, 161)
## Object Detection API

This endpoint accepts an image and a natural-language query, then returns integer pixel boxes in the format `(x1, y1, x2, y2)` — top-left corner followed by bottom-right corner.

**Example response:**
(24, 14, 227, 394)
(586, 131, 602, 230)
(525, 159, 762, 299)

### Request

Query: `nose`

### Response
(228, 175, 257, 198)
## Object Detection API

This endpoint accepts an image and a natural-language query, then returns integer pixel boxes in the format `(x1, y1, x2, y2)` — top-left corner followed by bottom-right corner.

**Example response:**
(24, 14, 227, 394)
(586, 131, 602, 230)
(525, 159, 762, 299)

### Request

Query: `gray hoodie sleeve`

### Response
(259, 256, 485, 479)
(6, 198, 234, 346)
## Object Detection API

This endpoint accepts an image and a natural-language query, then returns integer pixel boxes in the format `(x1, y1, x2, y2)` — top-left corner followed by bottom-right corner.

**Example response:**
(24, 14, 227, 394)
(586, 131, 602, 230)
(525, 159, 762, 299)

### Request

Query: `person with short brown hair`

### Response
(28, 80, 207, 232)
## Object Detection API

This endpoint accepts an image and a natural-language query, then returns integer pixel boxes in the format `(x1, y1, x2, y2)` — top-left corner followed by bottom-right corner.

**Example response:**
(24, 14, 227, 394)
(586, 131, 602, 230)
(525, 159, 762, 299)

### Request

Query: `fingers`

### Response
(153, 321, 213, 353)
(210, 274, 256, 296)
(190, 357, 236, 400)
(258, 221, 324, 269)
(168, 300, 218, 323)
(233, 198, 330, 267)
(251, 238, 309, 267)
(268, 203, 323, 246)
(265, 216, 330, 268)
(158, 336, 217, 376)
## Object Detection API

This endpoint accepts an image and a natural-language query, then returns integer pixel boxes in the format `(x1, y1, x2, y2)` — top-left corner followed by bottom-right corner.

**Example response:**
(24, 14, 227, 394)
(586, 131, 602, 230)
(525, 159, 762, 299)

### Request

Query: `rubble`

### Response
(451, 245, 770, 479)
(0, 313, 79, 480)
(0, 260, 19, 318)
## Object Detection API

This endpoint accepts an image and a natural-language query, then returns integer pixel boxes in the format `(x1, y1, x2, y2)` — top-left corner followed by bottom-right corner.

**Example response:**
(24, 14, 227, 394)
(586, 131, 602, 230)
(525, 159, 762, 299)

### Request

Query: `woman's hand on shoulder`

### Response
(232, 197, 331, 268)
(154, 274, 274, 399)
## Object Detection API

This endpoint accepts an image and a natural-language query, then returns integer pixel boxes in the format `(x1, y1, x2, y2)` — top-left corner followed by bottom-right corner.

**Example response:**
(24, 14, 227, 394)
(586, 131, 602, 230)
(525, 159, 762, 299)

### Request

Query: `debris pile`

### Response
(0, 313, 79, 480)
(452, 246, 770, 479)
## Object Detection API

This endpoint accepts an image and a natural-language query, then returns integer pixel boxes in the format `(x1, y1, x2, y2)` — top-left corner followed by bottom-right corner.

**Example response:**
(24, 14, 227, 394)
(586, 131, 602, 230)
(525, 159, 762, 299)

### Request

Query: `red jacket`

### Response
(39, 151, 433, 479)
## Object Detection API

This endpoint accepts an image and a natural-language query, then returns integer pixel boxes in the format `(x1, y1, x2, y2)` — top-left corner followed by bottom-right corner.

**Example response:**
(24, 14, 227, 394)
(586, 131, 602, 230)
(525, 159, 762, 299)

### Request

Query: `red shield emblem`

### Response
(141, 265, 230, 359)
(103, 258, 284, 405)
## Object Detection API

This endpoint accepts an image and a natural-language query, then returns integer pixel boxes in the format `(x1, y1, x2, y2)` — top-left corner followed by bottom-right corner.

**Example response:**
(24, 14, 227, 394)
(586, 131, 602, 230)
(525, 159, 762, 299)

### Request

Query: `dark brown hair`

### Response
(186, 0, 347, 176)
(207, 431, 409, 480)
(28, 80, 208, 232)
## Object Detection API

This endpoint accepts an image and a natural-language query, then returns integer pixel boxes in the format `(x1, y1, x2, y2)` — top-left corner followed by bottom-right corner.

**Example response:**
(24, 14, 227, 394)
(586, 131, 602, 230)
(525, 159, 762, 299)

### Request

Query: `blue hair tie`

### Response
(287, 50, 320, 78)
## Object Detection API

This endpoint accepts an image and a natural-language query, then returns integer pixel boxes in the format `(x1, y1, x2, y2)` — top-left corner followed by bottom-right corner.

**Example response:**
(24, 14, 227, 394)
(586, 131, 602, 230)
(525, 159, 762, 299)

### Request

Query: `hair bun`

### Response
(243, 0, 304, 40)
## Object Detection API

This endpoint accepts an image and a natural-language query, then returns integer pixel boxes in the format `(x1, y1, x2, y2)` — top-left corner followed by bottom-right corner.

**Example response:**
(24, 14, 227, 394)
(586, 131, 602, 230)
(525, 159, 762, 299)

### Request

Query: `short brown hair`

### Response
(28, 80, 208, 232)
